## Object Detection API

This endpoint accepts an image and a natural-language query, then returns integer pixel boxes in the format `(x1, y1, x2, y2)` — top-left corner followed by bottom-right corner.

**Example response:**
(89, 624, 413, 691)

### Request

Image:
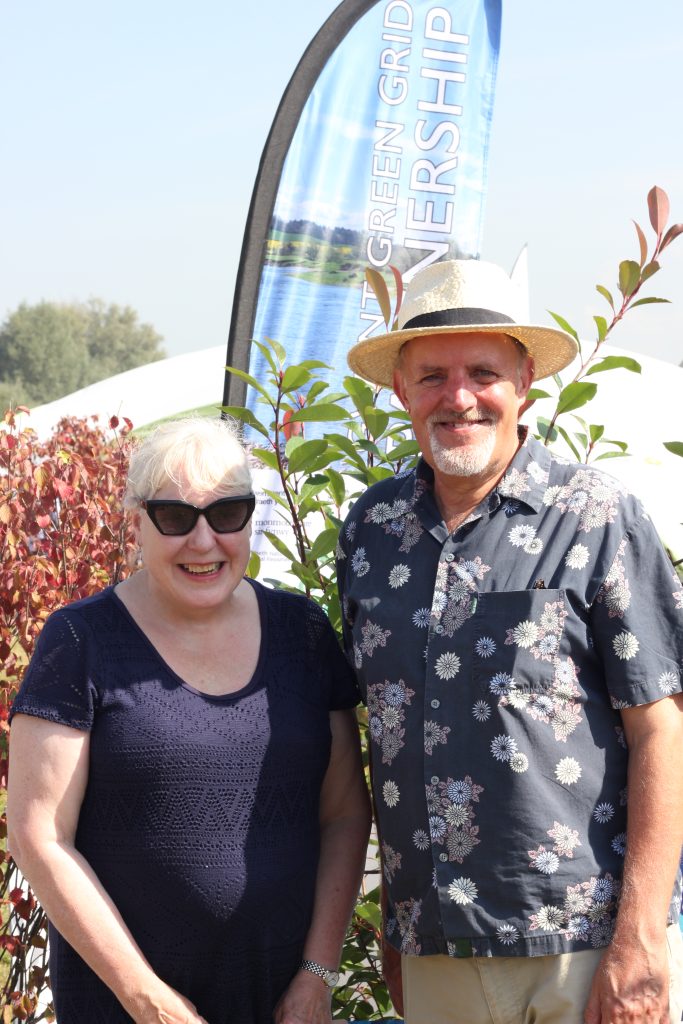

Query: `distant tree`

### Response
(0, 374, 30, 414)
(0, 302, 89, 406)
(0, 299, 165, 407)
(83, 299, 165, 381)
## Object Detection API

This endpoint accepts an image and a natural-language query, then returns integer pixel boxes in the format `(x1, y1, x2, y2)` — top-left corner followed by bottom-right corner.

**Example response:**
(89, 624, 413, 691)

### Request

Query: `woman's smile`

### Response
(180, 561, 224, 576)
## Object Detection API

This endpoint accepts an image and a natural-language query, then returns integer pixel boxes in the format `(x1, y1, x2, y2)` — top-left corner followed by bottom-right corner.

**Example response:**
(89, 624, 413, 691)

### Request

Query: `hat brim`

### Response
(347, 323, 578, 388)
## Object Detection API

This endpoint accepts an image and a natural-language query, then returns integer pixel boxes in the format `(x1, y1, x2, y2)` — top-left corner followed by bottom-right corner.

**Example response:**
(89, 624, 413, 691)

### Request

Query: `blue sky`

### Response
(3, 0, 682, 365)
(269, 0, 496, 250)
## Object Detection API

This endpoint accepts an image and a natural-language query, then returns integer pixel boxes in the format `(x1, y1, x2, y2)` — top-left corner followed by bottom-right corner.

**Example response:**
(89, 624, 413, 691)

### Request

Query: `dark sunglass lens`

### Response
(207, 500, 251, 533)
(152, 503, 197, 535)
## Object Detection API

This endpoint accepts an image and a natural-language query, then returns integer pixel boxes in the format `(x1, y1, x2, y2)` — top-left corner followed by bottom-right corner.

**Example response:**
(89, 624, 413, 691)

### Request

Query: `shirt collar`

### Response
(495, 430, 553, 513)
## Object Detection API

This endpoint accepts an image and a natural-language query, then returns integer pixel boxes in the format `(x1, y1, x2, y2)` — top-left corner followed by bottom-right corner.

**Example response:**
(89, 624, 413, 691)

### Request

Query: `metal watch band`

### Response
(300, 958, 339, 988)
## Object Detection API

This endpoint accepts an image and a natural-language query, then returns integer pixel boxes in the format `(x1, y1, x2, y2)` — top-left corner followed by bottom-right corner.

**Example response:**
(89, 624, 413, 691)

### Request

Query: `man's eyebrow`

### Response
(411, 359, 499, 374)
(411, 362, 446, 374)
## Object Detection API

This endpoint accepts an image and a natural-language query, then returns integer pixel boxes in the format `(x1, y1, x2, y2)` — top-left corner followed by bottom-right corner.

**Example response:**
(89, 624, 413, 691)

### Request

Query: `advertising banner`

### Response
(224, 0, 502, 409)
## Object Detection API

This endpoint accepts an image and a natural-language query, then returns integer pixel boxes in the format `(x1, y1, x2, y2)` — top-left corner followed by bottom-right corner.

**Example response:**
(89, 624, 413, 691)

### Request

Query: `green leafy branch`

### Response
(223, 339, 418, 617)
(538, 185, 682, 456)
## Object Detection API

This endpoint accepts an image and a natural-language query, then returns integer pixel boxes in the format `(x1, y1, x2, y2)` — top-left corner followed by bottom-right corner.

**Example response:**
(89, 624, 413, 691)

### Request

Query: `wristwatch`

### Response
(300, 958, 340, 988)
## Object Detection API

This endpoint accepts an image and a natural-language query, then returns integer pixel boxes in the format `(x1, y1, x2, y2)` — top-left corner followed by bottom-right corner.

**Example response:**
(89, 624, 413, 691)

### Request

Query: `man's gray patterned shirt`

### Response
(337, 433, 683, 958)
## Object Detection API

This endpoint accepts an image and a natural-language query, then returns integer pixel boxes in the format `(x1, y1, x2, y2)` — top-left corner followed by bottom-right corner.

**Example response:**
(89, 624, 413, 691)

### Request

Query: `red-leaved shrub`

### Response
(0, 409, 135, 1021)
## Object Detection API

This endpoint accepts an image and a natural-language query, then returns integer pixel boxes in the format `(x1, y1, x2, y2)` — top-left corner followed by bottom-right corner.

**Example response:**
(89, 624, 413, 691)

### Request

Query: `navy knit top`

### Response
(11, 580, 359, 1023)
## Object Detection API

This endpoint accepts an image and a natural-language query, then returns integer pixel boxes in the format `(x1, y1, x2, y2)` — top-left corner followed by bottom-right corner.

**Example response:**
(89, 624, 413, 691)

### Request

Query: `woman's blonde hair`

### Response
(124, 416, 252, 509)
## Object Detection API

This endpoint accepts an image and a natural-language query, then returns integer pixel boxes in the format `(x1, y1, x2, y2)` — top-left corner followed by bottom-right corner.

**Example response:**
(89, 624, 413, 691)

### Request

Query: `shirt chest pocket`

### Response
(471, 589, 568, 698)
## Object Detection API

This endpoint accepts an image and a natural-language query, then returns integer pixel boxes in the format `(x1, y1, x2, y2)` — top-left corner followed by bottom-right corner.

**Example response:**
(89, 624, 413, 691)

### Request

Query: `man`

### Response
(337, 258, 683, 1024)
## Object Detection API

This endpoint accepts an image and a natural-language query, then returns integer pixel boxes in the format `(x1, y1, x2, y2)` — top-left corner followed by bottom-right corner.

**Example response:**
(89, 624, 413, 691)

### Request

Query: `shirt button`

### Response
(435, 625, 444, 634)
(431, 699, 440, 709)
(439, 853, 448, 862)
(430, 775, 439, 784)
(445, 553, 454, 562)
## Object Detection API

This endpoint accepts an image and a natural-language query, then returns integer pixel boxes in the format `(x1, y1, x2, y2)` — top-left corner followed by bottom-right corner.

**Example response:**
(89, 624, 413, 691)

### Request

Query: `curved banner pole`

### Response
(224, 0, 379, 408)
(223, 0, 502, 414)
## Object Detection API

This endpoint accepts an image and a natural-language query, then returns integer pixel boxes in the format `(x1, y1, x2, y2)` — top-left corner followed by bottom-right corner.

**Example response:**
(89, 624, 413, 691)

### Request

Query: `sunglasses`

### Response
(141, 494, 256, 536)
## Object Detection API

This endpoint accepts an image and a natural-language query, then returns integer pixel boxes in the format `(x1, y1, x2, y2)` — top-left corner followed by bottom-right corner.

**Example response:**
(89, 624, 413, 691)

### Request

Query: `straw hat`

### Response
(347, 259, 578, 386)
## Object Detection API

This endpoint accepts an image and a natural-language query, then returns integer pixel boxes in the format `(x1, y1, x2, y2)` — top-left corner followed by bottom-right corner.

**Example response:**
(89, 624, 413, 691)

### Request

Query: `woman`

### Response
(8, 416, 371, 1024)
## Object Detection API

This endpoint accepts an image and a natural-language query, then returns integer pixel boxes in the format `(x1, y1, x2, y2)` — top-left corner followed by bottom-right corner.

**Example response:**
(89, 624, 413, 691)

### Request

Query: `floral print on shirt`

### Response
(426, 775, 483, 864)
(367, 678, 415, 765)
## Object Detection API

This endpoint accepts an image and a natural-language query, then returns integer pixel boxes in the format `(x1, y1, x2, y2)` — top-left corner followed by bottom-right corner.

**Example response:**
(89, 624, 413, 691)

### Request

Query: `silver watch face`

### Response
(325, 970, 340, 988)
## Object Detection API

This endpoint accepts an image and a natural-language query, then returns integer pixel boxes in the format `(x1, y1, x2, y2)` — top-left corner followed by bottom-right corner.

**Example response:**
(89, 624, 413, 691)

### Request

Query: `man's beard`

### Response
(427, 413, 498, 477)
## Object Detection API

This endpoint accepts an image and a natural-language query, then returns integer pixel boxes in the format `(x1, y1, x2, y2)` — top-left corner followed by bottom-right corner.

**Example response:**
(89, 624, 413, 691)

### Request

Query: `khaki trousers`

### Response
(401, 924, 683, 1024)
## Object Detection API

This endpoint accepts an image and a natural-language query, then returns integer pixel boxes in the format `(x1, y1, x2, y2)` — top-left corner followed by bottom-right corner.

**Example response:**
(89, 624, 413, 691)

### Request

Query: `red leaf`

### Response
(632, 220, 647, 267)
(282, 409, 304, 441)
(0, 935, 22, 955)
(389, 265, 405, 322)
(14, 895, 36, 920)
(365, 267, 392, 328)
(661, 222, 683, 250)
(53, 479, 74, 501)
(647, 186, 670, 236)
(35, 514, 51, 529)
(109, 415, 119, 429)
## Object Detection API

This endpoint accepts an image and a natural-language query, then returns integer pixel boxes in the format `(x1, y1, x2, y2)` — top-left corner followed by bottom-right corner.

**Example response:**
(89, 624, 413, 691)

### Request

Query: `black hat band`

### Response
(402, 307, 515, 331)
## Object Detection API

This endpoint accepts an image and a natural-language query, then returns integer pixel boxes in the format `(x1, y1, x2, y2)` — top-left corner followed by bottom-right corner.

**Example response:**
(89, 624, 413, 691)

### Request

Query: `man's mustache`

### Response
(428, 412, 498, 425)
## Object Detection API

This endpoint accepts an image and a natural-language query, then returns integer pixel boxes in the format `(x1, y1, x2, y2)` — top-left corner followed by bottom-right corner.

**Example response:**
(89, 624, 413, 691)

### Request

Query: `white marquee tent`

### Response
(18, 343, 683, 559)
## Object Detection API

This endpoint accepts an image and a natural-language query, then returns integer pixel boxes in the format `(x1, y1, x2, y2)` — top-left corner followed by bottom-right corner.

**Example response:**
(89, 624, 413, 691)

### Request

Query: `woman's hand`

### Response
(128, 979, 210, 1024)
(273, 970, 340, 1024)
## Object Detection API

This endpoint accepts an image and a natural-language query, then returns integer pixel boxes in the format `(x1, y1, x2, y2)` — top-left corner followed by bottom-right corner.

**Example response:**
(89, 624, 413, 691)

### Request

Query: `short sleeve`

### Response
(10, 607, 98, 731)
(306, 600, 361, 711)
(590, 510, 683, 707)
